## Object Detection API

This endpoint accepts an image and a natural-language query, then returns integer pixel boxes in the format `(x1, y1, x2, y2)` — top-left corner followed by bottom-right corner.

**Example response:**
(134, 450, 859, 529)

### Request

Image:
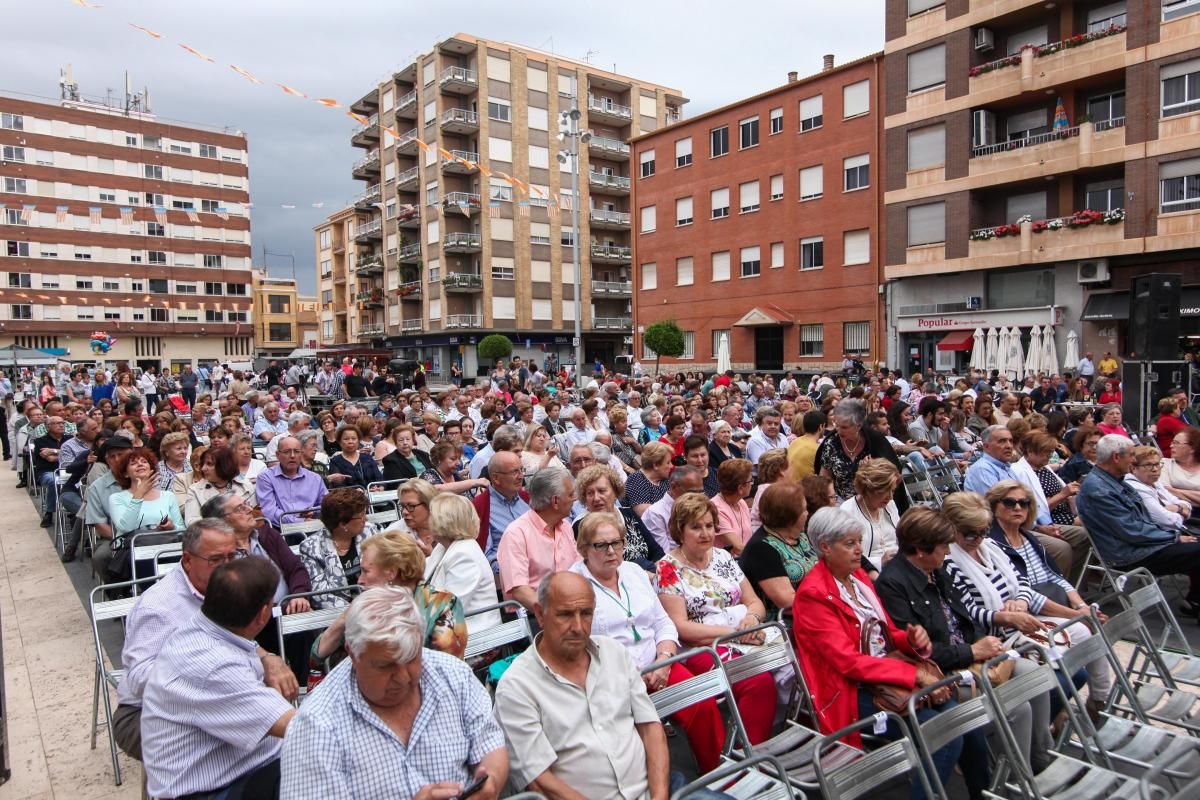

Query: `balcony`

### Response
(442, 149, 479, 174)
(440, 108, 479, 134)
(397, 243, 422, 263)
(443, 232, 482, 253)
(443, 272, 483, 292)
(592, 280, 632, 296)
(969, 120, 1126, 183)
(396, 165, 420, 191)
(590, 243, 632, 264)
(351, 113, 379, 147)
(593, 316, 632, 330)
(444, 314, 482, 329)
(350, 88, 378, 115)
(356, 289, 384, 308)
(396, 204, 421, 228)
(353, 254, 383, 276)
(968, 209, 1132, 267)
(967, 25, 1127, 102)
(397, 280, 422, 299)
(401, 318, 423, 332)
(395, 128, 420, 155)
(395, 90, 417, 120)
(352, 150, 381, 178)
(354, 218, 382, 241)
(359, 323, 385, 338)
(588, 172, 631, 195)
(443, 192, 481, 216)
(587, 94, 633, 124)
(588, 209, 631, 230)
(439, 66, 478, 94)
(587, 135, 631, 160)
(352, 184, 381, 210)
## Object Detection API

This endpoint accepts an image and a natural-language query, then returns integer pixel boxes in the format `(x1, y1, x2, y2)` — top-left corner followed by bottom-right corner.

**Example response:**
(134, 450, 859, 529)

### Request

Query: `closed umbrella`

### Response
(716, 332, 731, 374)
(1006, 328, 1025, 379)
(1064, 330, 1080, 374)
(1041, 326, 1059, 376)
(1024, 325, 1043, 377)
(996, 327, 1011, 375)
(985, 328, 1000, 372)
(969, 328, 986, 372)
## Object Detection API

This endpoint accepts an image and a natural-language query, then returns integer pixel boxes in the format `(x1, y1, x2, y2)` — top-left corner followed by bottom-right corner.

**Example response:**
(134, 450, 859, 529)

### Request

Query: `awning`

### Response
(39, 347, 68, 357)
(1082, 288, 1200, 321)
(936, 330, 975, 351)
(733, 307, 791, 327)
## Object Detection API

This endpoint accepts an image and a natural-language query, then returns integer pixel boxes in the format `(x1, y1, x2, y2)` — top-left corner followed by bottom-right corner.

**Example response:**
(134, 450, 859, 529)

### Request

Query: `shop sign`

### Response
(897, 306, 1059, 333)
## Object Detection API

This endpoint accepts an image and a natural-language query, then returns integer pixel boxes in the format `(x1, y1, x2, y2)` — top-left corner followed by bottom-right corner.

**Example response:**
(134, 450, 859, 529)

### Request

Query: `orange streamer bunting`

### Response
(315, 98, 341, 108)
(128, 23, 162, 39)
(229, 65, 263, 85)
(277, 84, 307, 99)
(346, 111, 369, 126)
(178, 44, 216, 63)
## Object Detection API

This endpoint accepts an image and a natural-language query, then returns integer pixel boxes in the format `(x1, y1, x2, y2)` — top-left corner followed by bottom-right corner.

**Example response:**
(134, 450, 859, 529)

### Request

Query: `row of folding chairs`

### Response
(900, 453, 963, 509)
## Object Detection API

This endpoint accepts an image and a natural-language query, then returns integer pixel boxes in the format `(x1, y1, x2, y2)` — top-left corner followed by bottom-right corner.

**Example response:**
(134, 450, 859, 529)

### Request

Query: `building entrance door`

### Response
(754, 328, 783, 372)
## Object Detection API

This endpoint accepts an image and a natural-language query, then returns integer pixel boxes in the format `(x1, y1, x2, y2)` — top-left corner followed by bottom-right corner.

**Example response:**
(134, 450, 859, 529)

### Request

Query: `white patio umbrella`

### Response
(1024, 325, 1043, 377)
(1064, 330, 1080, 374)
(996, 327, 1011, 375)
(969, 328, 986, 372)
(1041, 326, 1060, 376)
(716, 332, 731, 374)
(1006, 327, 1025, 379)
(985, 328, 1000, 372)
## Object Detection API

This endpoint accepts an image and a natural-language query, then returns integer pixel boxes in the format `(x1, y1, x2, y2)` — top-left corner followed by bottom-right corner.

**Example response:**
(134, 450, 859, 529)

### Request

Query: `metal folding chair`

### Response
(128, 530, 184, 594)
(671, 753, 796, 800)
(1076, 525, 1134, 600)
(152, 547, 183, 577)
(813, 711, 935, 800)
(279, 516, 325, 548)
(904, 672, 996, 800)
(51, 468, 70, 554)
(367, 478, 408, 509)
(1139, 757, 1200, 800)
(367, 507, 400, 528)
(642, 646, 749, 758)
(900, 456, 940, 508)
(276, 586, 364, 705)
(1113, 568, 1200, 691)
(88, 576, 158, 785)
(463, 600, 532, 662)
(925, 455, 962, 501)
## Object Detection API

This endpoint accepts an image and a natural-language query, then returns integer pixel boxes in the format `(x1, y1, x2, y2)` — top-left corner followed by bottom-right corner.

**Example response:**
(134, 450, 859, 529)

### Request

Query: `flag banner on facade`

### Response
(548, 204, 559, 222)
(56, 205, 69, 224)
(487, 201, 500, 219)
(88, 206, 102, 224)
(20, 205, 34, 223)
(216, 207, 229, 220)
(120, 207, 134, 225)
(457, 201, 469, 217)
(186, 210, 200, 223)
(154, 206, 168, 226)
(560, 193, 574, 211)
(517, 201, 530, 218)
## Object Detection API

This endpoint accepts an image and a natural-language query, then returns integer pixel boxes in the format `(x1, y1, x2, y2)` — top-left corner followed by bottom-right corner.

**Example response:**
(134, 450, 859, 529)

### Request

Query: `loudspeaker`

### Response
(1127, 272, 1182, 361)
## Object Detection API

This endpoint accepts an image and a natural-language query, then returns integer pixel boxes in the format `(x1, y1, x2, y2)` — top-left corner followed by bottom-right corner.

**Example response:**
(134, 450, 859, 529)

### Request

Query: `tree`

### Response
(642, 320, 685, 378)
(477, 334, 513, 366)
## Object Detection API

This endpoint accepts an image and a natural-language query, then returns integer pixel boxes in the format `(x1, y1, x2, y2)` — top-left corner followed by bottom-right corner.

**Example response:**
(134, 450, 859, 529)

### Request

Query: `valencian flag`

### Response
(20, 204, 35, 223)
(120, 207, 135, 225)
(487, 201, 500, 219)
(186, 210, 200, 223)
(154, 206, 168, 226)
(1053, 97, 1070, 130)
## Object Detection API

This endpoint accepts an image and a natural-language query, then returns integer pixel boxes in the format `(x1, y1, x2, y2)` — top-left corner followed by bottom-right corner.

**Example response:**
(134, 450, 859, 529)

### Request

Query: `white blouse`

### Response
(424, 538, 502, 635)
(839, 496, 899, 566)
(570, 560, 679, 669)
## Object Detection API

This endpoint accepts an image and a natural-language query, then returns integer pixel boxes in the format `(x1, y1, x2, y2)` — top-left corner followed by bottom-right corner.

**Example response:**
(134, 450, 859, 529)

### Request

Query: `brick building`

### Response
(883, 0, 1200, 375)
(631, 54, 885, 373)
(0, 88, 253, 370)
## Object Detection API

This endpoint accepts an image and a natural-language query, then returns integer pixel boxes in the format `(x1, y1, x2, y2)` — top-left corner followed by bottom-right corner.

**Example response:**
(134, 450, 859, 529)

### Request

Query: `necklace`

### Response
(841, 432, 864, 456)
(588, 577, 641, 642)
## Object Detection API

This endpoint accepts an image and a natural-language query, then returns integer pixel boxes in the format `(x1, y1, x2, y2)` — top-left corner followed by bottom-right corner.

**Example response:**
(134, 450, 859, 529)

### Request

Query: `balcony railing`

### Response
(588, 209, 631, 226)
(353, 255, 383, 273)
(352, 184, 381, 207)
(971, 125, 1079, 158)
(587, 95, 632, 120)
(352, 151, 380, 171)
(969, 208, 1126, 240)
(442, 272, 483, 290)
(594, 317, 632, 329)
(359, 324, 385, 337)
(442, 150, 479, 171)
(443, 232, 482, 250)
(445, 314, 482, 328)
(440, 108, 478, 127)
(439, 66, 478, 89)
(592, 280, 633, 295)
(397, 280, 422, 298)
(354, 218, 382, 238)
(395, 128, 419, 150)
(1095, 116, 1126, 132)
(588, 135, 631, 156)
(397, 243, 422, 261)
(590, 243, 632, 260)
(443, 191, 482, 212)
(968, 23, 1127, 78)
(401, 318, 423, 332)
(396, 204, 420, 224)
(588, 172, 631, 191)
(396, 90, 417, 111)
(396, 165, 419, 187)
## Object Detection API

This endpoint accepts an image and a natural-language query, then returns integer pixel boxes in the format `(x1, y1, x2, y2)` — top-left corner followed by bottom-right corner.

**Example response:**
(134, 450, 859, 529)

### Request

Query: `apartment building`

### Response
(0, 89, 253, 370)
(632, 54, 885, 373)
(883, 0, 1200, 375)
(251, 268, 318, 357)
(343, 32, 686, 377)
(315, 205, 370, 345)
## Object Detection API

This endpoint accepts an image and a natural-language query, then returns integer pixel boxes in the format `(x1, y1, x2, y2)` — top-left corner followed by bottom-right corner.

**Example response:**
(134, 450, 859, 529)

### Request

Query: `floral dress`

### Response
(656, 548, 748, 628)
(416, 584, 467, 659)
(815, 433, 869, 500)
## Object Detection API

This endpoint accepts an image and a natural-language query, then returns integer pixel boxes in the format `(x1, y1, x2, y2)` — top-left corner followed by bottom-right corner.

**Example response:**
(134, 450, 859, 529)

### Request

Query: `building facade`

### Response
(0, 90, 253, 370)
(315, 205, 368, 346)
(251, 268, 317, 357)
(342, 32, 686, 377)
(884, 0, 1200, 376)
(632, 55, 886, 373)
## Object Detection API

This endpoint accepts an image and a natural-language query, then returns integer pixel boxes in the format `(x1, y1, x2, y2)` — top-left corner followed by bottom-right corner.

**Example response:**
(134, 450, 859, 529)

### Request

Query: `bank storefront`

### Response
(896, 306, 1065, 376)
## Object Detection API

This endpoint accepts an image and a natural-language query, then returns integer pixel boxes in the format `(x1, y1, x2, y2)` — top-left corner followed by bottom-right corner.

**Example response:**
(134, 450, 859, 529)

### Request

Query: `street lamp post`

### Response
(559, 79, 591, 390)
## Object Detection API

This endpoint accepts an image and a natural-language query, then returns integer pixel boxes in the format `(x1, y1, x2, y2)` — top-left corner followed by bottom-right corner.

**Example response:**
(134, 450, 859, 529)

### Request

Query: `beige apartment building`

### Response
(323, 32, 686, 377)
(251, 267, 318, 357)
(883, 0, 1200, 374)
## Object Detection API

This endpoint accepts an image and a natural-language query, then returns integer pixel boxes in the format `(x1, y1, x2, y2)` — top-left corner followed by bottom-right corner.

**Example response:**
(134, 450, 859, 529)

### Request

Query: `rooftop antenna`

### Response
(124, 70, 133, 113)
(583, 49, 599, 64)
(58, 64, 79, 101)
(538, 35, 554, 53)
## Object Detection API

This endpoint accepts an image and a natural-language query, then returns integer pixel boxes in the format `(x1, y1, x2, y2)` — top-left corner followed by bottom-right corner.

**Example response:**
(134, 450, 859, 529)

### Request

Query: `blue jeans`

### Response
(37, 471, 57, 513)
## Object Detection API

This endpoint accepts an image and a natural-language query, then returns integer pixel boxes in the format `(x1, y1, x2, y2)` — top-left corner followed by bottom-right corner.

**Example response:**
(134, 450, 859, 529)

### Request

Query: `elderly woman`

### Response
(313, 530, 467, 665)
(423, 440, 488, 497)
(425, 493, 501, 632)
(967, 395, 997, 436)
(707, 420, 743, 467)
(815, 399, 905, 505)
(1163, 427, 1200, 507)
(299, 488, 374, 609)
(1095, 403, 1129, 438)
(1059, 428, 1101, 484)
(624, 440, 674, 515)
(416, 412, 442, 453)
(1126, 445, 1194, 531)
(183, 445, 254, 525)
(608, 407, 641, 475)
(295, 429, 329, 480)
(711, 458, 754, 555)
(739, 482, 816, 620)
(156, 430, 192, 492)
(792, 506, 981, 795)
(748, 449, 789, 529)
(1014, 431, 1079, 529)
(655, 493, 778, 748)
(571, 465, 663, 571)
(316, 411, 340, 457)
(380, 424, 433, 483)
(230, 432, 267, 485)
(800, 474, 838, 519)
(328, 424, 384, 489)
(399, 478, 439, 555)
(637, 408, 666, 445)
(520, 423, 561, 476)
(839, 458, 901, 573)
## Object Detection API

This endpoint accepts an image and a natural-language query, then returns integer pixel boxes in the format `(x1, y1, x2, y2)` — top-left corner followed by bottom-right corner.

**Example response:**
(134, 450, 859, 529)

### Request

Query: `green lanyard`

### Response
(590, 579, 641, 642)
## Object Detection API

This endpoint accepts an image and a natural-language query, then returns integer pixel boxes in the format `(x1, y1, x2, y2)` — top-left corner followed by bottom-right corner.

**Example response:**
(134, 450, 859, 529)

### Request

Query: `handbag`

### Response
(965, 652, 1015, 696)
(860, 619, 945, 716)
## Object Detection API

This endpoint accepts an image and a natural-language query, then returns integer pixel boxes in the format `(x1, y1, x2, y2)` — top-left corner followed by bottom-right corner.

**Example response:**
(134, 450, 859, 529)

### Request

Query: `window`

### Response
(770, 174, 784, 201)
(102, 280, 120, 291)
(45, 307, 61, 321)
(319, 229, 331, 250)
(843, 154, 870, 191)
(676, 197, 693, 226)
(75, 278, 92, 290)
(146, 222, 165, 237)
(5, 241, 29, 257)
(201, 199, 220, 213)
(801, 236, 824, 270)
(1164, 0, 1200, 21)
(171, 200, 195, 210)
(144, 165, 163, 180)
(1, 145, 25, 162)
(489, 181, 513, 202)
(99, 191, 116, 202)
(640, 205, 657, 233)
(641, 262, 657, 290)
(676, 256, 694, 286)
(988, 267, 1054, 309)
(4, 209, 26, 226)
(1006, 191, 1047, 222)
(711, 188, 730, 218)
(488, 137, 513, 162)
(226, 283, 247, 297)
(739, 116, 759, 149)
(675, 137, 692, 168)
(711, 250, 730, 282)
(561, 229, 575, 248)
(681, 331, 695, 359)
(3, 178, 27, 194)
(74, 252, 92, 261)
(130, 253, 143, 263)
(843, 321, 870, 355)
(206, 310, 224, 322)
(710, 126, 729, 157)
(169, 143, 192, 155)
(711, 329, 730, 357)
(41, 276, 58, 288)
(1086, 2, 1126, 30)
(145, 192, 164, 207)
(149, 279, 169, 294)
(203, 254, 223, 268)
(770, 242, 784, 269)
(7, 273, 30, 288)
(150, 308, 169, 323)
(907, 202, 946, 246)
(1162, 59, 1200, 118)
(800, 165, 823, 200)
(527, 145, 549, 169)
(1161, 158, 1200, 213)
(843, 80, 870, 119)
(740, 246, 761, 277)
(199, 143, 218, 158)
(269, 323, 292, 342)
(10, 304, 31, 320)
(908, 0, 944, 14)
(131, 280, 144, 292)
(529, 222, 551, 245)
(1087, 92, 1126, 128)
(125, 134, 138, 146)
(907, 125, 946, 171)
(800, 324, 824, 356)
(148, 251, 167, 264)
(204, 282, 224, 295)
(487, 99, 511, 122)
(640, 149, 656, 178)
(843, 229, 871, 265)
(0, 113, 23, 130)
(769, 107, 783, 135)
(103, 310, 122, 321)
(176, 282, 197, 294)
(1085, 180, 1124, 212)
(907, 45, 946, 93)
(800, 96, 823, 131)
(1007, 25, 1049, 54)
(739, 181, 760, 214)
(1006, 108, 1049, 141)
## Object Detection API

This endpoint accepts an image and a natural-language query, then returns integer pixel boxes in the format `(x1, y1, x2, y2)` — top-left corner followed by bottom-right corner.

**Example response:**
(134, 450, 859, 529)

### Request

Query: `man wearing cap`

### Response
(84, 435, 135, 577)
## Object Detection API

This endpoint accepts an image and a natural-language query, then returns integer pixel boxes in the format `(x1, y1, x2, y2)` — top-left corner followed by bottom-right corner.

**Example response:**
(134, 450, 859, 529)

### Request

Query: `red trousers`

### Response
(669, 649, 778, 773)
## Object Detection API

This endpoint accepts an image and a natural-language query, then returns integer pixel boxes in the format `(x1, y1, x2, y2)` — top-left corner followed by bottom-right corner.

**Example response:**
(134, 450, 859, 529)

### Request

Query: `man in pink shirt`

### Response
(497, 464, 580, 613)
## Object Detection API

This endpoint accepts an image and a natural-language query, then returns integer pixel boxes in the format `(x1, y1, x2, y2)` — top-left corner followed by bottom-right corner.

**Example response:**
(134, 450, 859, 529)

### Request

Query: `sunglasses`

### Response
(998, 498, 1031, 509)
(961, 526, 989, 542)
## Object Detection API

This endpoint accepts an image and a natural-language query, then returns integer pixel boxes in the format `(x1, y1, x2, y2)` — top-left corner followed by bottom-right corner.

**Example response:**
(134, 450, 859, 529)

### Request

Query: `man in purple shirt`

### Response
(255, 437, 328, 527)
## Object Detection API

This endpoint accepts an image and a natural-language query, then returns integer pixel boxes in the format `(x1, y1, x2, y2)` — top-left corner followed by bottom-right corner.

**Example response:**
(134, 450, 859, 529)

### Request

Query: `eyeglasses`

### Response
(590, 540, 625, 553)
(961, 527, 988, 541)
(227, 502, 254, 515)
(192, 552, 237, 566)
(400, 502, 426, 512)
(570, 457, 596, 466)
(998, 498, 1031, 509)
(1135, 462, 1163, 470)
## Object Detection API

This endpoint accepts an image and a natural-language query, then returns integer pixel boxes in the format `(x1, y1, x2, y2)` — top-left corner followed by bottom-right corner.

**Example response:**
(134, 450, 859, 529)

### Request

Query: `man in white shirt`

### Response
(641, 467, 704, 554)
(745, 407, 789, 474)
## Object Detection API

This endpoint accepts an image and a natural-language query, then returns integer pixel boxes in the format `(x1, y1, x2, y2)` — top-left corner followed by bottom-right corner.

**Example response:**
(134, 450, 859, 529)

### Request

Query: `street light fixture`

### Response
(559, 81, 587, 389)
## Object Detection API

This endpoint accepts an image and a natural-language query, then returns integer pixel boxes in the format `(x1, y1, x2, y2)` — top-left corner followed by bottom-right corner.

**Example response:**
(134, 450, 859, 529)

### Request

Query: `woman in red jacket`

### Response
(793, 506, 988, 800)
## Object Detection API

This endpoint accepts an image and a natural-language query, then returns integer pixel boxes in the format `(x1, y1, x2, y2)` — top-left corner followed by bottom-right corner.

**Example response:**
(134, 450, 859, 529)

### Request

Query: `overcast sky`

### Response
(6, 0, 884, 293)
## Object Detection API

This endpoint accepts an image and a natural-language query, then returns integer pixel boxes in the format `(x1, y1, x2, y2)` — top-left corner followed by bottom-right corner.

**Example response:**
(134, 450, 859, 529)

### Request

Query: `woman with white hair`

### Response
(706, 420, 743, 467)
(815, 399, 905, 506)
(425, 493, 502, 634)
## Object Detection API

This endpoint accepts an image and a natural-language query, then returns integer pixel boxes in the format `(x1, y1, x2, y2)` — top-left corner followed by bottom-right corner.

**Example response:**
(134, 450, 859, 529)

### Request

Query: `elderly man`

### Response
(253, 402, 289, 442)
(178, 363, 200, 409)
(557, 407, 596, 462)
(57, 417, 101, 561)
(113, 520, 296, 764)
(993, 392, 1020, 426)
(496, 572, 669, 800)
(497, 465, 580, 614)
(745, 407, 789, 473)
(85, 435, 134, 578)
(33, 415, 68, 527)
(641, 465, 704, 555)
(281, 587, 509, 799)
(1077, 434, 1200, 610)
(264, 411, 311, 465)
(256, 436, 328, 528)
(314, 361, 344, 397)
(469, 424, 522, 480)
(964, 425, 1018, 494)
(141, 558, 297, 799)
(480, 449, 531, 572)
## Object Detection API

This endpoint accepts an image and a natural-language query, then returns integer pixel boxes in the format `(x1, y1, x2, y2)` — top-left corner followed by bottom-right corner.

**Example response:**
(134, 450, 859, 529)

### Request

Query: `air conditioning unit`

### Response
(965, 296, 982, 310)
(974, 27, 995, 52)
(972, 109, 997, 149)
(1077, 259, 1110, 283)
